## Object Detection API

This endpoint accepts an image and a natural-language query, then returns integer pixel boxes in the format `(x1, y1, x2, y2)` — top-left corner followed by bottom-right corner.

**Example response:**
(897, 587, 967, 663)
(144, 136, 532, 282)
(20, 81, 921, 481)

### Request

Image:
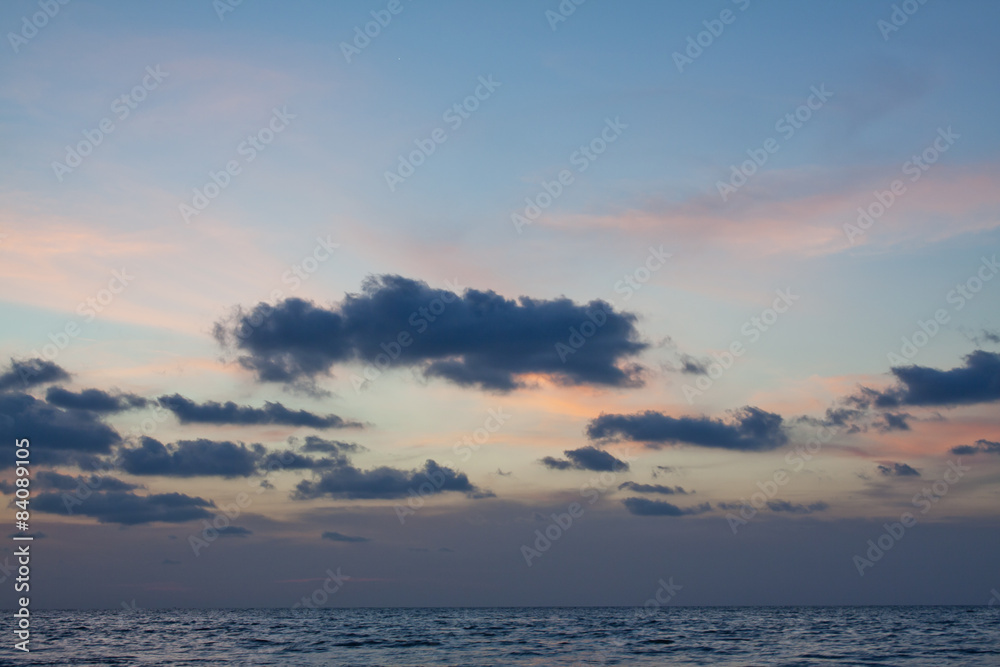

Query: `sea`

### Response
(4, 606, 997, 666)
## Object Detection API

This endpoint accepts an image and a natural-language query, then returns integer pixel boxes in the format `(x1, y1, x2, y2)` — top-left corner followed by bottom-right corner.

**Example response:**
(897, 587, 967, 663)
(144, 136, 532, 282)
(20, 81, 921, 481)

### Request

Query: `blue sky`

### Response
(1, 0, 999, 608)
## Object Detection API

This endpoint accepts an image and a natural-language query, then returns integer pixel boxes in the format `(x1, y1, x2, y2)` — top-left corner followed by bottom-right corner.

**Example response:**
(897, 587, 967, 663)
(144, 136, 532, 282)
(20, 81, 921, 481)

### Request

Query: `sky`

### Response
(1, 0, 999, 609)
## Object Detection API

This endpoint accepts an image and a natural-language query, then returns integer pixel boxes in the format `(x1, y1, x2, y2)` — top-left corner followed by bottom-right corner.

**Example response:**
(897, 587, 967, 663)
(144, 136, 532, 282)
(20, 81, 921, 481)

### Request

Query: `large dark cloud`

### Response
(214, 275, 647, 391)
(33, 490, 214, 525)
(46, 386, 148, 413)
(118, 437, 259, 477)
(857, 350, 1000, 408)
(0, 358, 70, 392)
(0, 393, 122, 467)
(618, 482, 688, 495)
(541, 446, 629, 472)
(587, 406, 787, 452)
(292, 459, 487, 500)
(157, 394, 361, 429)
(622, 498, 711, 516)
(950, 439, 1000, 456)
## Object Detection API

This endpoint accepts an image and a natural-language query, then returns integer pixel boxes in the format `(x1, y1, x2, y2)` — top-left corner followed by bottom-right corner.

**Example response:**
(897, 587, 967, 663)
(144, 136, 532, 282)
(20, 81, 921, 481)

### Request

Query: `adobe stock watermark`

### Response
(592, 575, 683, 663)
(350, 278, 464, 392)
(384, 76, 501, 192)
(226, 236, 340, 346)
(556, 244, 671, 363)
(724, 422, 838, 534)
(340, 0, 412, 63)
(716, 84, 833, 202)
(189, 449, 303, 556)
(51, 66, 168, 182)
(877, 0, 930, 41)
(886, 254, 997, 366)
(853, 459, 970, 576)
(682, 288, 798, 403)
(179, 106, 295, 223)
(844, 127, 959, 244)
(395, 407, 510, 524)
(511, 117, 628, 233)
(213, 0, 243, 21)
(25, 268, 134, 368)
(291, 567, 350, 609)
(520, 451, 636, 567)
(672, 0, 751, 73)
(545, 0, 588, 31)
(7, 0, 70, 54)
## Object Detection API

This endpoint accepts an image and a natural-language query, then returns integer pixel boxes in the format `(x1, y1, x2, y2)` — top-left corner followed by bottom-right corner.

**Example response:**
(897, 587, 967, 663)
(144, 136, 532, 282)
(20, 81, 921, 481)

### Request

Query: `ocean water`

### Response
(5, 606, 998, 666)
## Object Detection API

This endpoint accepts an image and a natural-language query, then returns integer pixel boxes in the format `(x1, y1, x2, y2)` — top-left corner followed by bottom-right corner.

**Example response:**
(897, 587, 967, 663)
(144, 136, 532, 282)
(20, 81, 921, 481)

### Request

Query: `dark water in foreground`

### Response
(4, 606, 997, 666)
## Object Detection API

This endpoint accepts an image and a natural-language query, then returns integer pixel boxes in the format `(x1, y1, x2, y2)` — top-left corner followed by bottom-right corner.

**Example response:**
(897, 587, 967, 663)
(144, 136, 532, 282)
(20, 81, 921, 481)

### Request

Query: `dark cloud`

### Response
(766, 500, 829, 514)
(33, 490, 214, 525)
(874, 412, 911, 432)
(292, 459, 485, 500)
(857, 351, 1000, 408)
(258, 450, 343, 471)
(949, 439, 1000, 456)
(297, 436, 365, 454)
(321, 531, 370, 543)
(677, 354, 709, 375)
(118, 437, 259, 477)
(35, 470, 141, 492)
(45, 386, 148, 413)
(877, 462, 921, 477)
(973, 329, 1000, 345)
(214, 275, 647, 392)
(617, 482, 688, 495)
(0, 358, 70, 392)
(541, 446, 629, 472)
(588, 406, 787, 452)
(0, 393, 122, 467)
(157, 393, 361, 429)
(215, 526, 252, 537)
(539, 457, 573, 470)
(622, 498, 711, 516)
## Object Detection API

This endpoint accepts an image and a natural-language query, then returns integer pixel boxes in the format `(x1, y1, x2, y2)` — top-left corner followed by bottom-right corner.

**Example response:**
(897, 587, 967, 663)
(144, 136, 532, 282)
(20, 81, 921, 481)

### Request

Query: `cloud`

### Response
(949, 439, 1000, 456)
(541, 446, 629, 472)
(118, 437, 259, 477)
(259, 450, 343, 471)
(34, 470, 141, 492)
(45, 386, 148, 413)
(587, 406, 787, 452)
(215, 526, 252, 537)
(214, 275, 647, 392)
(0, 393, 122, 467)
(677, 355, 709, 375)
(858, 351, 1000, 408)
(0, 358, 70, 392)
(622, 498, 711, 516)
(33, 490, 214, 525)
(321, 531, 370, 543)
(292, 459, 486, 500)
(157, 393, 361, 429)
(877, 462, 921, 477)
(874, 412, 911, 432)
(617, 482, 688, 495)
(297, 436, 365, 454)
(765, 500, 829, 514)
(973, 329, 1000, 345)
